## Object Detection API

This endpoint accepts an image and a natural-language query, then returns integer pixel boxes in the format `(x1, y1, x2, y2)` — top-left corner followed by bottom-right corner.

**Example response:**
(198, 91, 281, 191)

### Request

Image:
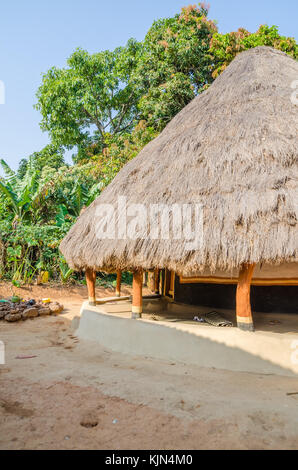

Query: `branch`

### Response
(82, 107, 104, 138)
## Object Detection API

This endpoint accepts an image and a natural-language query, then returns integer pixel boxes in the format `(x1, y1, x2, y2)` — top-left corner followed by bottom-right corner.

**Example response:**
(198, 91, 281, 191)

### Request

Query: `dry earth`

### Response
(0, 282, 298, 450)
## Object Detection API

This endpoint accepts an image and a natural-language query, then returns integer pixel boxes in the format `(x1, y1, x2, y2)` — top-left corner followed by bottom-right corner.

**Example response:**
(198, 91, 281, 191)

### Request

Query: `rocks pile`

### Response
(0, 299, 64, 322)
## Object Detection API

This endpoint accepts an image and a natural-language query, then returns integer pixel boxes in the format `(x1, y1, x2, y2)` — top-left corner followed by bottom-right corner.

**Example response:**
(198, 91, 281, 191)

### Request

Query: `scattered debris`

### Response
(15, 355, 38, 360)
(194, 316, 205, 323)
(0, 298, 64, 323)
(151, 314, 160, 321)
(202, 311, 233, 327)
(112, 419, 118, 424)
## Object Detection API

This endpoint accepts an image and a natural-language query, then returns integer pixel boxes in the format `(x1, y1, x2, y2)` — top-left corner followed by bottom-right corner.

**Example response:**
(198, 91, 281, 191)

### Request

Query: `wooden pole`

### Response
(86, 268, 96, 306)
(236, 263, 255, 331)
(154, 269, 160, 294)
(148, 271, 155, 293)
(132, 269, 143, 319)
(142, 271, 147, 287)
(116, 270, 122, 297)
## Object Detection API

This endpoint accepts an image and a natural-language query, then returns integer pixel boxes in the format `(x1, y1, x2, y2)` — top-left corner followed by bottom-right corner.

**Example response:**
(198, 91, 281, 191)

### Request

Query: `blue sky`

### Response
(0, 0, 297, 173)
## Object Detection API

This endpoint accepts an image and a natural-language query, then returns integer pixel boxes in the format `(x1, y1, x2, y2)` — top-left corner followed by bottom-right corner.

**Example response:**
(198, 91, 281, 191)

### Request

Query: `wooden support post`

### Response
(236, 263, 255, 332)
(116, 270, 122, 297)
(142, 271, 147, 287)
(154, 269, 160, 294)
(148, 271, 155, 293)
(86, 268, 96, 306)
(132, 269, 143, 319)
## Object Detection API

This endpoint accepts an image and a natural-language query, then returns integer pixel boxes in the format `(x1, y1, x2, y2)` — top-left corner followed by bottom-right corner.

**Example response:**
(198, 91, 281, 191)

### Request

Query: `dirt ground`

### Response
(0, 282, 298, 450)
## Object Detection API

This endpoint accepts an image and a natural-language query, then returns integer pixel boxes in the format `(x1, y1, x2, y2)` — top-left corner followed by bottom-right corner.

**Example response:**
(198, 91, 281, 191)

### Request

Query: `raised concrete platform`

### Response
(76, 299, 298, 377)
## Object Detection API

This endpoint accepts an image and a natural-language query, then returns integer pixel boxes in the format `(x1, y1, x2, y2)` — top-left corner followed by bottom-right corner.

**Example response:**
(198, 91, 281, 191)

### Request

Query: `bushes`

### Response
(0, 160, 99, 283)
(0, 221, 69, 281)
(1, 5, 297, 286)
(210, 25, 298, 78)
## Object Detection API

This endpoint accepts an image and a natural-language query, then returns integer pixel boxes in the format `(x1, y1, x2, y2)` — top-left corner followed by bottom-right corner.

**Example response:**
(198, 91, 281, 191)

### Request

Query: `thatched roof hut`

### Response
(60, 46, 298, 330)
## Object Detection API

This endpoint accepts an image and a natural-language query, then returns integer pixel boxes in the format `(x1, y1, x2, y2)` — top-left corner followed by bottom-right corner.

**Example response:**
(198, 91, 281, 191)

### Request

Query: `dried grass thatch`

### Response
(60, 47, 298, 275)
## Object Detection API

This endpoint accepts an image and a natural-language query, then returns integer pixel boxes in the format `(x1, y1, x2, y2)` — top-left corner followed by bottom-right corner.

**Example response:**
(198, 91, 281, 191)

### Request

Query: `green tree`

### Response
(35, 163, 103, 220)
(35, 40, 143, 158)
(91, 120, 158, 187)
(210, 25, 298, 78)
(17, 144, 65, 178)
(134, 3, 217, 129)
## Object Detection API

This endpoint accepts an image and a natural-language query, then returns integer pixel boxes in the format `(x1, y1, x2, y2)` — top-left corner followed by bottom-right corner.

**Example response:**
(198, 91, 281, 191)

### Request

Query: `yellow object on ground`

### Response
(36, 271, 49, 285)
(42, 298, 51, 304)
(41, 271, 49, 283)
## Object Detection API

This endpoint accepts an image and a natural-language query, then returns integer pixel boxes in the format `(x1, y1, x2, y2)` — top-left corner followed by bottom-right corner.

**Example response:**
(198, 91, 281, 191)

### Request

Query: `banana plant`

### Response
(59, 257, 74, 284)
(0, 159, 42, 222)
(56, 180, 103, 226)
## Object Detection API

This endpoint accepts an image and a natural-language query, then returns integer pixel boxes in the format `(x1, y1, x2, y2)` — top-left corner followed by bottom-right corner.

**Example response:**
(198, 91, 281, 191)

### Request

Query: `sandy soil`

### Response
(0, 282, 298, 450)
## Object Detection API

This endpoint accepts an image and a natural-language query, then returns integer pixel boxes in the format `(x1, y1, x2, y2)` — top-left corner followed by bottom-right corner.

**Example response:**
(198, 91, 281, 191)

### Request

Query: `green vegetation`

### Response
(1, 3, 296, 285)
(210, 24, 297, 78)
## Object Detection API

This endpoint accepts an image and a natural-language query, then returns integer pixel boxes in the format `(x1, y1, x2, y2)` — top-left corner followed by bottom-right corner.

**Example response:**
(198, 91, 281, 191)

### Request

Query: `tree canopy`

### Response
(0, 2, 296, 284)
(36, 3, 297, 158)
(35, 39, 143, 157)
(17, 144, 65, 178)
(210, 24, 297, 78)
(133, 3, 217, 129)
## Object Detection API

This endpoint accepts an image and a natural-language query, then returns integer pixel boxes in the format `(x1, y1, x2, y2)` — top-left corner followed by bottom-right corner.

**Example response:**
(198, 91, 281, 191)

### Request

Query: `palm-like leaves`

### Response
(0, 159, 42, 221)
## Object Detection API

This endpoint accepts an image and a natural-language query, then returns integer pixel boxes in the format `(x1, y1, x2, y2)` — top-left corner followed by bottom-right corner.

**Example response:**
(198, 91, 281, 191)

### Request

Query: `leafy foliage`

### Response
(17, 144, 65, 178)
(35, 40, 143, 158)
(0, 159, 41, 221)
(0, 159, 102, 282)
(210, 24, 298, 78)
(133, 3, 217, 129)
(0, 3, 296, 285)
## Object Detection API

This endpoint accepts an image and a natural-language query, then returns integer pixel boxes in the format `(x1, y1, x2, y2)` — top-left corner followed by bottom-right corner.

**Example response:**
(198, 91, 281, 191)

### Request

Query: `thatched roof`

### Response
(60, 47, 298, 275)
